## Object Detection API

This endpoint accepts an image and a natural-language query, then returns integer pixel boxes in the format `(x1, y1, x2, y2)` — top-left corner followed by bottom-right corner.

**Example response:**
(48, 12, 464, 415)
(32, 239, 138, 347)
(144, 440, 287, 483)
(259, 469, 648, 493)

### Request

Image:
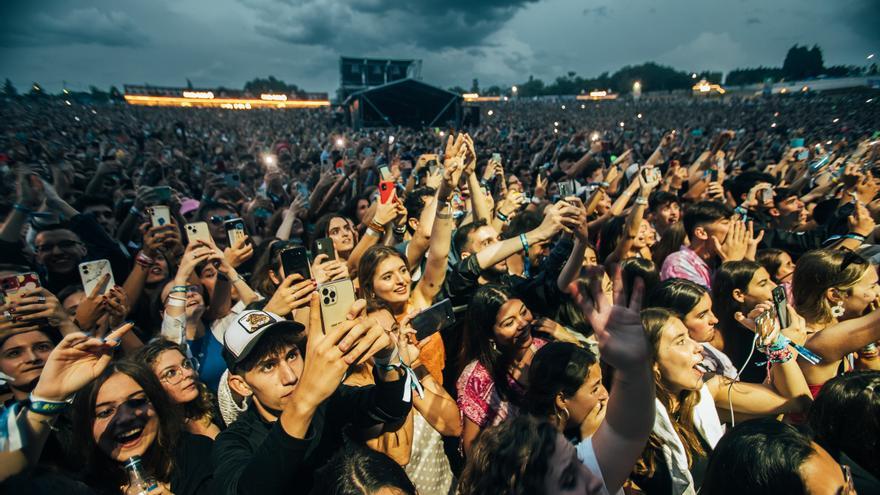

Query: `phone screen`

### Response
(280, 247, 311, 280)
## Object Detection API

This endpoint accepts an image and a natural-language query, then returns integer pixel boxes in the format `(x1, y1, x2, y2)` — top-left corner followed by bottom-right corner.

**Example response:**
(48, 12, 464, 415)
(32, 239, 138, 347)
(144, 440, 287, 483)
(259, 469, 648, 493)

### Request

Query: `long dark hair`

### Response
(458, 415, 560, 495)
(712, 260, 762, 378)
(647, 278, 707, 318)
(134, 339, 216, 426)
(357, 245, 409, 304)
(525, 342, 597, 433)
(459, 284, 522, 403)
(72, 359, 183, 491)
(809, 370, 880, 479)
(312, 442, 417, 495)
(651, 220, 687, 268)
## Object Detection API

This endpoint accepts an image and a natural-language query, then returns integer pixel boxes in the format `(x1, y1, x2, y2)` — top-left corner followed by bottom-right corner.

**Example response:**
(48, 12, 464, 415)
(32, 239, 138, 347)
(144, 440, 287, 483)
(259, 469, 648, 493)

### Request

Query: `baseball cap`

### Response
(179, 198, 200, 216)
(223, 310, 304, 364)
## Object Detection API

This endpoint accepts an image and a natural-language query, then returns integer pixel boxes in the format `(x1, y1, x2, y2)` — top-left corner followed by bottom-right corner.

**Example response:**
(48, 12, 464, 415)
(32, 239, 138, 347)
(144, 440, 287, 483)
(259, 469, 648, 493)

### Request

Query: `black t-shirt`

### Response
(169, 432, 216, 495)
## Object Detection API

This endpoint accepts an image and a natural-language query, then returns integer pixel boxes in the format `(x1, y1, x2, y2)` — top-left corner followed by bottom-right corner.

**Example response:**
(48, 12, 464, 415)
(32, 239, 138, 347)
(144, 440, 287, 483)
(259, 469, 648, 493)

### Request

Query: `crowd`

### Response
(0, 90, 879, 494)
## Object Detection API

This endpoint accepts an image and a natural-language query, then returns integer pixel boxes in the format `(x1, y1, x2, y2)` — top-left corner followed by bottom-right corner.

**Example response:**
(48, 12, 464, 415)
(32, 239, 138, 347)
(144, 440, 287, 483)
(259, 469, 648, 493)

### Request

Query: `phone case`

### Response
(280, 247, 312, 281)
(148, 205, 171, 228)
(318, 279, 357, 331)
(378, 166, 392, 181)
(315, 238, 336, 261)
(379, 181, 395, 204)
(754, 311, 774, 340)
(0, 272, 41, 303)
(79, 260, 115, 296)
(224, 218, 247, 247)
(184, 222, 212, 245)
(772, 287, 789, 328)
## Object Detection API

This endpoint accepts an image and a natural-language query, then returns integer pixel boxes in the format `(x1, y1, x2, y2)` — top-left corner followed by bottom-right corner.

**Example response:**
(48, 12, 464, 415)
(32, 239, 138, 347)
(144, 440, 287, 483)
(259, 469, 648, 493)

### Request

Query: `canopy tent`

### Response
(343, 78, 461, 129)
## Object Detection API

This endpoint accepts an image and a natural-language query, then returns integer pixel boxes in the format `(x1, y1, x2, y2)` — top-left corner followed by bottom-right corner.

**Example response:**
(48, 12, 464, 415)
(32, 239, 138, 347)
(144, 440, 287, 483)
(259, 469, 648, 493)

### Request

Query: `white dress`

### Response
(404, 412, 455, 495)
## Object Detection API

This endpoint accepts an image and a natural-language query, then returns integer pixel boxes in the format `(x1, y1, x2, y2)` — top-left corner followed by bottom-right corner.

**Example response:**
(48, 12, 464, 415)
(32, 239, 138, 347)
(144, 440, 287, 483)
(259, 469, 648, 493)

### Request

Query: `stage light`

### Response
(336, 137, 344, 147)
(869, 53, 875, 60)
(488, 110, 494, 116)
(91, 109, 97, 114)
(692, 73, 698, 79)
(260, 93, 288, 101)
(580, 104, 585, 109)
(439, 131, 445, 138)
(74, 116, 80, 122)
(553, 128, 558, 134)
(511, 85, 518, 94)
(771, 122, 777, 128)
(388, 135, 395, 144)
(633, 81, 641, 91)
(833, 118, 839, 123)
(826, 140, 833, 145)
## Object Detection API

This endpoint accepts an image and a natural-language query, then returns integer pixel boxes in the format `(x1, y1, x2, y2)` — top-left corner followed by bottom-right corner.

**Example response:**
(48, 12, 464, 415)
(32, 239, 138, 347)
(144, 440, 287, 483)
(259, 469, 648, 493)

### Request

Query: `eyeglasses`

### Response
(35, 240, 83, 253)
(210, 214, 236, 225)
(159, 358, 196, 385)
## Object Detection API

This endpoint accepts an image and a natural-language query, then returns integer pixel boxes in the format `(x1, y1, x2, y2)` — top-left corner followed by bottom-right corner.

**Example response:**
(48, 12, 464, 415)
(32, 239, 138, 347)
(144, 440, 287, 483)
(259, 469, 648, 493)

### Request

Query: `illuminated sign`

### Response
(182, 91, 215, 99)
(124, 94, 330, 109)
(260, 94, 288, 101)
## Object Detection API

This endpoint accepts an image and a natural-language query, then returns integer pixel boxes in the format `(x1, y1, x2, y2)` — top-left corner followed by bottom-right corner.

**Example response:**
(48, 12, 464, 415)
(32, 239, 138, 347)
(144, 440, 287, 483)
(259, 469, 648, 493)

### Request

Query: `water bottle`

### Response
(124, 456, 159, 495)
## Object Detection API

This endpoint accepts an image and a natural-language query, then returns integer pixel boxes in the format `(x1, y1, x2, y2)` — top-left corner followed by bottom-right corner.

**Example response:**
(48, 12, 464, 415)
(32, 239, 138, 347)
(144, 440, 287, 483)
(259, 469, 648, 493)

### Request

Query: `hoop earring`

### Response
(555, 407, 570, 426)
(831, 301, 845, 318)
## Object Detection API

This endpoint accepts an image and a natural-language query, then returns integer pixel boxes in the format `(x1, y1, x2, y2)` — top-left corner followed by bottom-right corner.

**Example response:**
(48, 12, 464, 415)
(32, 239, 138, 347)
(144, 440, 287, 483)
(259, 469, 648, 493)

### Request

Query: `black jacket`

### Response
(212, 376, 411, 495)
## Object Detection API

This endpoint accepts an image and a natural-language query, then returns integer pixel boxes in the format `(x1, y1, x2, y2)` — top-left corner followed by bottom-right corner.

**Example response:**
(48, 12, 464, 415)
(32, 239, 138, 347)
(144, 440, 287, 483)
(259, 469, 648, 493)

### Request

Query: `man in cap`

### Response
(212, 294, 412, 495)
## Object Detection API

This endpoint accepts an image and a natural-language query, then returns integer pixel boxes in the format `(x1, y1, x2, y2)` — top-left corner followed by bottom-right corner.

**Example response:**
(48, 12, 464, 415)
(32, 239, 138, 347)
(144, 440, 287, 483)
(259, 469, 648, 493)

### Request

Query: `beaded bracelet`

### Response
(756, 333, 794, 366)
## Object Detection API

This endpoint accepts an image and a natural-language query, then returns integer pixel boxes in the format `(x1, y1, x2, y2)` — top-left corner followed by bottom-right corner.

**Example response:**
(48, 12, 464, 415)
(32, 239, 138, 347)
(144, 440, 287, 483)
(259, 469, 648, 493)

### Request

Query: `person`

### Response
(701, 418, 855, 495)
(311, 443, 417, 495)
(525, 342, 608, 441)
(711, 261, 778, 383)
(135, 338, 221, 439)
(599, 166, 660, 264)
(71, 350, 215, 494)
(659, 201, 752, 290)
(312, 213, 358, 263)
(647, 190, 681, 238)
(631, 308, 811, 494)
(647, 278, 736, 378)
(808, 371, 880, 493)
(791, 249, 880, 395)
(755, 248, 796, 286)
(212, 296, 412, 495)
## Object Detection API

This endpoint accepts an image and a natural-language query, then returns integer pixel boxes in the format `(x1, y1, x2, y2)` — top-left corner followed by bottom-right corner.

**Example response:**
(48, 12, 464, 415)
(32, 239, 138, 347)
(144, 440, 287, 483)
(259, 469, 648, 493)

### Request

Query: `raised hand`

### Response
(224, 235, 254, 268)
(712, 219, 748, 261)
(30, 323, 133, 402)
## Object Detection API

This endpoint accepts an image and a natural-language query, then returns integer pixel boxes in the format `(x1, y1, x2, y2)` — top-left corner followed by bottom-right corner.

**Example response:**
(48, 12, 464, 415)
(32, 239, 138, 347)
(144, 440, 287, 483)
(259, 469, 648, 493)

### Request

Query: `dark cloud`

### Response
(745, 17, 761, 25)
(835, 0, 880, 42)
(240, 0, 540, 50)
(583, 6, 609, 17)
(0, 4, 148, 48)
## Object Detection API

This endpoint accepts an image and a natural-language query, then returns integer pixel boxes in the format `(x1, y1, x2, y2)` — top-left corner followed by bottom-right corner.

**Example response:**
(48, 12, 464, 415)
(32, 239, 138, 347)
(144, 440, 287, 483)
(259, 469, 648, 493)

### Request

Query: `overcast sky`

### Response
(1, 0, 877, 95)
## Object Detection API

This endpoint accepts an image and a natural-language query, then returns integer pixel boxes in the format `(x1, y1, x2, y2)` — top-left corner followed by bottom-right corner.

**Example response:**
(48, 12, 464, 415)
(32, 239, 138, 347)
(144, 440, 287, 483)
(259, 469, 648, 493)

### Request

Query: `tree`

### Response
(3, 78, 16, 97)
(782, 44, 824, 80)
(243, 76, 301, 96)
(470, 78, 480, 93)
(89, 85, 108, 102)
(186, 78, 194, 89)
(484, 85, 502, 96)
(28, 82, 44, 97)
(109, 86, 123, 101)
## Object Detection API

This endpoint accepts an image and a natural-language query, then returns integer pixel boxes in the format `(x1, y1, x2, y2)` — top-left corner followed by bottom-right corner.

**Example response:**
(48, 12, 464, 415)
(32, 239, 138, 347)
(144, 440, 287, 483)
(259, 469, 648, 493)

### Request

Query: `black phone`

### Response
(314, 237, 336, 261)
(280, 247, 312, 281)
(772, 286, 789, 329)
(411, 299, 455, 341)
(708, 168, 719, 182)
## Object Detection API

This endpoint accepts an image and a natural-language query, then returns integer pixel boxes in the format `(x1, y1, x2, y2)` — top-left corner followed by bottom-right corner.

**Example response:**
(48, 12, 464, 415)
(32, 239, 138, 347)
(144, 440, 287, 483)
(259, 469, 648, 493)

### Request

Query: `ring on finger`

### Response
(2, 311, 11, 321)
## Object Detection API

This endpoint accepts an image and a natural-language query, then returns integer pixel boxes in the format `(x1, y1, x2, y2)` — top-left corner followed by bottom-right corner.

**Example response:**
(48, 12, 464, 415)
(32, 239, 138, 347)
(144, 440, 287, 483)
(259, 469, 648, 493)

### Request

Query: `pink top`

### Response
(660, 246, 713, 289)
(456, 338, 548, 429)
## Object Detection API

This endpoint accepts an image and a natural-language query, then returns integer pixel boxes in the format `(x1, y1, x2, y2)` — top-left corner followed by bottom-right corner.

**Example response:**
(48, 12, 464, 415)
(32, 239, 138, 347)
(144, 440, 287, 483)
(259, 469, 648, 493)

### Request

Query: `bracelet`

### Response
(393, 225, 407, 236)
(496, 211, 509, 222)
(635, 196, 649, 205)
(28, 393, 71, 415)
(166, 297, 186, 307)
(170, 285, 188, 294)
(13, 203, 33, 214)
(129, 205, 141, 216)
(519, 233, 532, 278)
(366, 227, 383, 238)
(368, 221, 386, 233)
(232, 273, 247, 284)
(135, 252, 155, 267)
(479, 179, 490, 188)
(845, 232, 867, 242)
(756, 333, 794, 366)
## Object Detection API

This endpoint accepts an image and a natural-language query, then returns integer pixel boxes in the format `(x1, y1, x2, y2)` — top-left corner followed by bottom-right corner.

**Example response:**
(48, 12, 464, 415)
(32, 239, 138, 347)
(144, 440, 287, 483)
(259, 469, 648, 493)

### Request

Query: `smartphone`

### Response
(790, 138, 805, 148)
(411, 299, 455, 341)
(224, 218, 247, 247)
(379, 181, 395, 204)
(184, 222, 212, 245)
(492, 152, 502, 163)
(314, 237, 336, 261)
(147, 205, 171, 228)
(772, 286, 789, 329)
(154, 186, 172, 202)
(754, 309, 774, 341)
(808, 154, 831, 173)
(280, 246, 311, 280)
(224, 172, 240, 188)
(708, 168, 719, 182)
(318, 279, 357, 331)
(0, 272, 41, 304)
(796, 150, 810, 161)
(378, 165, 392, 181)
(761, 188, 774, 203)
(79, 260, 115, 296)
(557, 180, 575, 198)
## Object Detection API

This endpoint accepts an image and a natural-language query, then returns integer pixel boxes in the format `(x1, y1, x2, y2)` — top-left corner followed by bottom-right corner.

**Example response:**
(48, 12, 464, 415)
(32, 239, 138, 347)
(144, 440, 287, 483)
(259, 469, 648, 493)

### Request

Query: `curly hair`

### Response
(458, 415, 560, 495)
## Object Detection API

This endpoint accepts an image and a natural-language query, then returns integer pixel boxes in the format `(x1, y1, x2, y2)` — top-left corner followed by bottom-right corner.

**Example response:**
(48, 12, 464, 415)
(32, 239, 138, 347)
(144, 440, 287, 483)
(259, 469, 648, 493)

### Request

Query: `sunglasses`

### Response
(210, 215, 237, 225)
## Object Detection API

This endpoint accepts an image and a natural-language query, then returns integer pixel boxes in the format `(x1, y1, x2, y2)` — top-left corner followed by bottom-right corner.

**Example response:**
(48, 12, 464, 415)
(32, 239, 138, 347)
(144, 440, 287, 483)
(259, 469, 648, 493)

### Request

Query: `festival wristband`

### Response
(27, 393, 71, 415)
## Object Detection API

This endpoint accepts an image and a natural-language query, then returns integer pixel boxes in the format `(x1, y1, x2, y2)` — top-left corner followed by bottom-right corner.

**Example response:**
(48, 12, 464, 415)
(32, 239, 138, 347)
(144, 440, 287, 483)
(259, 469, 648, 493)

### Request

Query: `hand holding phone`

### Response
(379, 181, 395, 204)
(148, 205, 171, 228)
(224, 218, 247, 247)
(184, 222, 212, 245)
(409, 299, 455, 341)
(318, 279, 357, 331)
(280, 247, 312, 281)
(79, 260, 115, 296)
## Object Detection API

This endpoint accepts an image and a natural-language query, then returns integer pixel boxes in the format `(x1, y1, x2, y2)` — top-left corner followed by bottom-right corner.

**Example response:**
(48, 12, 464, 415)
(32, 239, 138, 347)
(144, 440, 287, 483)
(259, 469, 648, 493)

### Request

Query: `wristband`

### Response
(28, 393, 71, 416)
(166, 297, 186, 307)
(135, 252, 155, 267)
(756, 333, 794, 366)
(496, 211, 509, 222)
(170, 285, 188, 294)
(232, 273, 247, 284)
(368, 221, 386, 233)
(479, 179, 490, 188)
(635, 196, 648, 205)
(519, 233, 531, 278)
(366, 227, 383, 238)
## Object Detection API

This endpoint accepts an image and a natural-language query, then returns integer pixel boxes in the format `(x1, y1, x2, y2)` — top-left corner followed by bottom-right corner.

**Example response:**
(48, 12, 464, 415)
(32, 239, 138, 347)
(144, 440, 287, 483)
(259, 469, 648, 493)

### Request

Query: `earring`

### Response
(831, 301, 845, 318)
(489, 340, 498, 352)
(555, 407, 570, 426)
